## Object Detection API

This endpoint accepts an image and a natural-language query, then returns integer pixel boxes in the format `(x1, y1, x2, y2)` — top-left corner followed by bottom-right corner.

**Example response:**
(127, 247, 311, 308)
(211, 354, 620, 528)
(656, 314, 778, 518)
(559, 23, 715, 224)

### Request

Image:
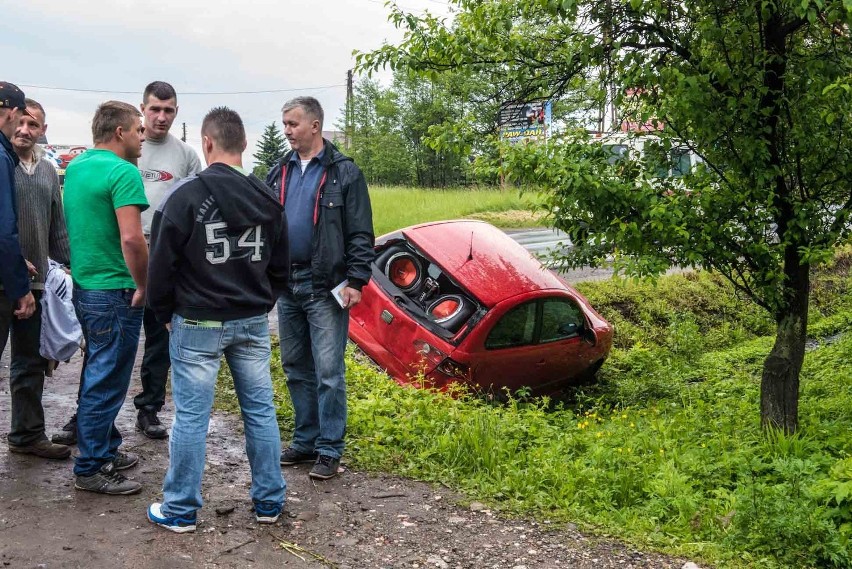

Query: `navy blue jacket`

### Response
(266, 139, 375, 291)
(0, 131, 30, 300)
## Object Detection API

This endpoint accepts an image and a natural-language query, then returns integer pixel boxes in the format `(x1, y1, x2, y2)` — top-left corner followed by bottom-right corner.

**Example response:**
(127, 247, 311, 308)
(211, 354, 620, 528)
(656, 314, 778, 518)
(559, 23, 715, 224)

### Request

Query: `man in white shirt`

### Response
(134, 81, 202, 438)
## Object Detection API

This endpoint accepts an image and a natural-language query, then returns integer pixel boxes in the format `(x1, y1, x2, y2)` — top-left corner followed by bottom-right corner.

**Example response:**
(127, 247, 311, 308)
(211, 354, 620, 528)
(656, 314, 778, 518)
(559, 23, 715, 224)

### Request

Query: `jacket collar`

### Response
(282, 138, 339, 169)
(288, 145, 325, 166)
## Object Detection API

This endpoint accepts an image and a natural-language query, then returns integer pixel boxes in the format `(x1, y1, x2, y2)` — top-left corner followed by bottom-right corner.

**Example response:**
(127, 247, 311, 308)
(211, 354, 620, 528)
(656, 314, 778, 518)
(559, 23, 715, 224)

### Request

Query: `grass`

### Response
(215, 249, 852, 569)
(368, 185, 543, 235)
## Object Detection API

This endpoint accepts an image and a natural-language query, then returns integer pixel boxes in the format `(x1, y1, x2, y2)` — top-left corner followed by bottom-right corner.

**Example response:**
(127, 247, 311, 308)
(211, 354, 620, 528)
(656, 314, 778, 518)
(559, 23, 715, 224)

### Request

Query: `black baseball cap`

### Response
(0, 82, 36, 118)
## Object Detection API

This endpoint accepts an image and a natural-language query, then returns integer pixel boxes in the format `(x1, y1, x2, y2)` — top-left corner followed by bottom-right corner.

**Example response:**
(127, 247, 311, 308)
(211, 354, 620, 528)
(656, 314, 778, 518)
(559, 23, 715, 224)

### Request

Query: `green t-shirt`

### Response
(63, 149, 149, 290)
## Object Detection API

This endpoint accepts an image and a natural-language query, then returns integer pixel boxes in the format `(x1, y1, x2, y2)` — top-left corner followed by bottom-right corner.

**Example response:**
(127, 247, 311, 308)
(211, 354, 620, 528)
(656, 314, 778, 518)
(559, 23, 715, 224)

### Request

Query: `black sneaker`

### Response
(280, 447, 318, 465)
(51, 413, 77, 445)
(75, 461, 142, 495)
(136, 408, 168, 439)
(112, 451, 139, 471)
(309, 455, 341, 480)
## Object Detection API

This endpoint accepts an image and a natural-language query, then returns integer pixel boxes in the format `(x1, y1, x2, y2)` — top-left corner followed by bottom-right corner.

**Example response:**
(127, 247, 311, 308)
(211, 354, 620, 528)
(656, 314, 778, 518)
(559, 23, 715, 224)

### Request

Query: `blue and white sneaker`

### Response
(254, 501, 283, 524)
(147, 502, 197, 533)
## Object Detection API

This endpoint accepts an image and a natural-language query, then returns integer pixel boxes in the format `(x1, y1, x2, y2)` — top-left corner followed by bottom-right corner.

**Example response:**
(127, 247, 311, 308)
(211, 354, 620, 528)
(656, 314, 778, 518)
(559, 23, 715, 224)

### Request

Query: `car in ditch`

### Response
(348, 220, 613, 395)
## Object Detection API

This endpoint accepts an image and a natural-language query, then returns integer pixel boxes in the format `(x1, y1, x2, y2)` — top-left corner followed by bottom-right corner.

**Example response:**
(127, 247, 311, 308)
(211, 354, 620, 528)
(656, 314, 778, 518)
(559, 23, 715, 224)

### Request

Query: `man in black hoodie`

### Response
(145, 107, 288, 533)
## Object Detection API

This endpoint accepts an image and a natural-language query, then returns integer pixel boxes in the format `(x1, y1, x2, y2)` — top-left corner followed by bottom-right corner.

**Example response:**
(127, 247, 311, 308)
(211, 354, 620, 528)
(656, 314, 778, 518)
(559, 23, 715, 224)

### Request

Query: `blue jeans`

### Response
(73, 289, 143, 476)
(277, 267, 349, 459)
(161, 314, 285, 518)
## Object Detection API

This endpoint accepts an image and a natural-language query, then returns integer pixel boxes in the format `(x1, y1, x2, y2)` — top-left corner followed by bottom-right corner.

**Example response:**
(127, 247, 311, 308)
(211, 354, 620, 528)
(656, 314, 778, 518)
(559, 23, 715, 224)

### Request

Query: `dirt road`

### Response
(0, 332, 691, 568)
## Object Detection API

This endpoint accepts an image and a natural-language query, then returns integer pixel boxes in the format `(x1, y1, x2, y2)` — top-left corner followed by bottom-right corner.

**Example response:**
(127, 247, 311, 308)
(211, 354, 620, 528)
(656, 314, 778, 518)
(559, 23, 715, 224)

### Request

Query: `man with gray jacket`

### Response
(3, 97, 73, 459)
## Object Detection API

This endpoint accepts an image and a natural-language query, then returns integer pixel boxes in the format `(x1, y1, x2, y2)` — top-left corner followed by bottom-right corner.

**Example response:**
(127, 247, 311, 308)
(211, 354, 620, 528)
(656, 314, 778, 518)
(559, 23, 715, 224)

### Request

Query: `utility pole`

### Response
(599, 0, 612, 134)
(345, 69, 353, 150)
(181, 122, 187, 143)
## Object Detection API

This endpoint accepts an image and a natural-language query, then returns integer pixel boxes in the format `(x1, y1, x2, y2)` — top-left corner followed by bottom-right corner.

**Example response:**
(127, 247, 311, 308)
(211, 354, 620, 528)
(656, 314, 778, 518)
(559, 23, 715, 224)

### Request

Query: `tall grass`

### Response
(368, 185, 542, 235)
(216, 250, 852, 569)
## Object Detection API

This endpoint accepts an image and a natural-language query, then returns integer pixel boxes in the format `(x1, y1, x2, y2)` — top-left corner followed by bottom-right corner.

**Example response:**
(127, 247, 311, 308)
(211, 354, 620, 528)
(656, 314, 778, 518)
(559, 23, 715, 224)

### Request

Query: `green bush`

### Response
(213, 249, 852, 568)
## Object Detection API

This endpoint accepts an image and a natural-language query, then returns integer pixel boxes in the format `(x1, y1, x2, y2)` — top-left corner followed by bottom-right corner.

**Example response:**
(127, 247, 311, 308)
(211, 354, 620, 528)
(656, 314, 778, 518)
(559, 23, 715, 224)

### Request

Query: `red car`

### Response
(348, 220, 613, 395)
(57, 146, 87, 169)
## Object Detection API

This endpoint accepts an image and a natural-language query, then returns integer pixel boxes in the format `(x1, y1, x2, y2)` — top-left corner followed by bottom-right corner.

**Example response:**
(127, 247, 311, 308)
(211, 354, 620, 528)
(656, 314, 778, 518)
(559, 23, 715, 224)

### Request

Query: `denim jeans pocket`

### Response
(173, 322, 224, 363)
(77, 302, 114, 348)
(243, 320, 271, 359)
(287, 270, 313, 298)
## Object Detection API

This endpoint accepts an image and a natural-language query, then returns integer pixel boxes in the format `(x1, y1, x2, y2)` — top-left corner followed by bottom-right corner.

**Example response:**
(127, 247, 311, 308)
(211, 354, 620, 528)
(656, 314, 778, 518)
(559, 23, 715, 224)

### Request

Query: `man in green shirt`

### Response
(63, 101, 149, 496)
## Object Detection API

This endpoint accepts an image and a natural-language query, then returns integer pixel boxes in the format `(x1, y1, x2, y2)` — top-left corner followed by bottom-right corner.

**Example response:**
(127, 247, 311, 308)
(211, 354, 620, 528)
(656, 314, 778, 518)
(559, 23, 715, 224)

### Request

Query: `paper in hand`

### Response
(332, 279, 350, 308)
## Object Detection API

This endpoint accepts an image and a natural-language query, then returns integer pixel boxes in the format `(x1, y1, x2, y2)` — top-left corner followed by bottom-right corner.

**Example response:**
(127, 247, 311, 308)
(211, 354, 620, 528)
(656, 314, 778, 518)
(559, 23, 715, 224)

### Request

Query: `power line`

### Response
(18, 83, 346, 96)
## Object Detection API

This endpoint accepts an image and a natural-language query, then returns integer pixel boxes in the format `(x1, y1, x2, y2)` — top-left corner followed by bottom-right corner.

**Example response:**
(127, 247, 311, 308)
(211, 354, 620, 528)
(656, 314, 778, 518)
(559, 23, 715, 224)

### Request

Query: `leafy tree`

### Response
(252, 164, 271, 180)
(342, 78, 415, 185)
(252, 122, 288, 180)
(394, 72, 474, 187)
(342, 72, 493, 187)
(357, 0, 852, 432)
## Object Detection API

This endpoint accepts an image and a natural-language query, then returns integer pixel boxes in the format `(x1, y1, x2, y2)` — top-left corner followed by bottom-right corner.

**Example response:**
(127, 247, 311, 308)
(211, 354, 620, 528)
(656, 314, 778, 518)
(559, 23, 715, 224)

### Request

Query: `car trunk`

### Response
(350, 265, 458, 378)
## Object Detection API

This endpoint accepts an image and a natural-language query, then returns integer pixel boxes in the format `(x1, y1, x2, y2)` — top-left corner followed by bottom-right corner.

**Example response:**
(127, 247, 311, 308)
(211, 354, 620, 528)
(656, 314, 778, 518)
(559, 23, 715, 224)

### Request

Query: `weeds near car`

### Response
(216, 247, 852, 568)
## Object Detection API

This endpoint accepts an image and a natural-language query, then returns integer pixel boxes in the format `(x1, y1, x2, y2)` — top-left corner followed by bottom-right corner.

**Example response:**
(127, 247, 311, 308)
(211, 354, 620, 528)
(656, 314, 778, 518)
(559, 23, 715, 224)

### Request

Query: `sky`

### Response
(4, 0, 453, 168)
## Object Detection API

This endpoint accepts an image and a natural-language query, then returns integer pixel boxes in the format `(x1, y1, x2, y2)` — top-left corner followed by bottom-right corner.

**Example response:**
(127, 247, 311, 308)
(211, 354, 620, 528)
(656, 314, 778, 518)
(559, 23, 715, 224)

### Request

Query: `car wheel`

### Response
(579, 359, 604, 385)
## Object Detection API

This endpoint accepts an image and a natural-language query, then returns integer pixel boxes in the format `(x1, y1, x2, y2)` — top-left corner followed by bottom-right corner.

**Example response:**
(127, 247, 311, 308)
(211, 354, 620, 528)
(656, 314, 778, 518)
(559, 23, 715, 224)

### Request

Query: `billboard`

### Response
(42, 144, 90, 188)
(499, 100, 552, 143)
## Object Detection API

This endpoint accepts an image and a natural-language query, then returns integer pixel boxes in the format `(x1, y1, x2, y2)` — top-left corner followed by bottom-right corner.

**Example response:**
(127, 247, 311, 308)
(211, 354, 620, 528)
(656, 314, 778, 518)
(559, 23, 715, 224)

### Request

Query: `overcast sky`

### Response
(4, 0, 452, 168)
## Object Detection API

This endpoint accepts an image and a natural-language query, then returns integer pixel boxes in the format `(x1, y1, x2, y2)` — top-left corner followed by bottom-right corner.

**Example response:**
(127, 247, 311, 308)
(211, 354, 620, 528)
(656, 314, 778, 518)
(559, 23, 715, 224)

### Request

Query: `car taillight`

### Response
(413, 339, 470, 380)
(435, 358, 470, 380)
(413, 339, 447, 367)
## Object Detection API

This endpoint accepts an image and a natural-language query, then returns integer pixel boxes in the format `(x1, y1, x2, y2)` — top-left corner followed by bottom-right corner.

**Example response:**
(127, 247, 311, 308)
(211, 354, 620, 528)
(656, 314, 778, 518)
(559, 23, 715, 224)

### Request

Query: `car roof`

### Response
(400, 220, 569, 308)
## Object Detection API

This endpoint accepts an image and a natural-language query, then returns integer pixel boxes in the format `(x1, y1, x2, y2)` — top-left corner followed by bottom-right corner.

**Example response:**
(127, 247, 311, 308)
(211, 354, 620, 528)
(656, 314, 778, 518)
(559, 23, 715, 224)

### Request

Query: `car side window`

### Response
(539, 298, 585, 343)
(485, 302, 537, 350)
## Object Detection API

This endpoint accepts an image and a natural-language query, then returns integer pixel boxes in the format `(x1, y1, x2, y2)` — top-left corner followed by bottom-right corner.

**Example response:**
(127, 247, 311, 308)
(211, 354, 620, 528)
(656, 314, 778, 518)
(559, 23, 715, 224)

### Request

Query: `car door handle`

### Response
(536, 360, 546, 366)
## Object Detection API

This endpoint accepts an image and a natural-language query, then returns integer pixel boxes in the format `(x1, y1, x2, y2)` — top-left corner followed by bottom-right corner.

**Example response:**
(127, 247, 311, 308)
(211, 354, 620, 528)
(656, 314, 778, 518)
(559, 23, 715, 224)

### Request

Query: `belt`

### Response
(291, 262, 311, 270)
(182, 319, 223, 327)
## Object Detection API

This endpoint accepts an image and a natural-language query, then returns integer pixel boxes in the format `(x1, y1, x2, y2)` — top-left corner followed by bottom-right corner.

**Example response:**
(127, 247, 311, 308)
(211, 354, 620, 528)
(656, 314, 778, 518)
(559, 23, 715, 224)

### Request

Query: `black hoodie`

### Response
(147, 162, 288, 324)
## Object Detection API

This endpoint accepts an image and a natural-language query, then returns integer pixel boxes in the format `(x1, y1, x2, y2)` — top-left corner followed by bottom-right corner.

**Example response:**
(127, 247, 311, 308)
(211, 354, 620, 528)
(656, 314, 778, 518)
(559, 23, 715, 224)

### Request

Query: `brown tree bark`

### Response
(760, 254, 809, 434)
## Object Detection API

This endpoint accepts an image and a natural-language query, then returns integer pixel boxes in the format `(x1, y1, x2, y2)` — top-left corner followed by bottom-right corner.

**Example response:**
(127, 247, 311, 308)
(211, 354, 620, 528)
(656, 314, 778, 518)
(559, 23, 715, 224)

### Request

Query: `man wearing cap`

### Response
(2, 98, 73, 460)
(0, 81, 36, 338)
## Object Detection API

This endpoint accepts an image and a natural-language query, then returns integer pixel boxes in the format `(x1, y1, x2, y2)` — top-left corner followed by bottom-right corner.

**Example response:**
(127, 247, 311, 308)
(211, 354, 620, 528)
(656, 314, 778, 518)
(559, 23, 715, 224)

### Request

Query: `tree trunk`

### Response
(760, 258, 809, 434)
